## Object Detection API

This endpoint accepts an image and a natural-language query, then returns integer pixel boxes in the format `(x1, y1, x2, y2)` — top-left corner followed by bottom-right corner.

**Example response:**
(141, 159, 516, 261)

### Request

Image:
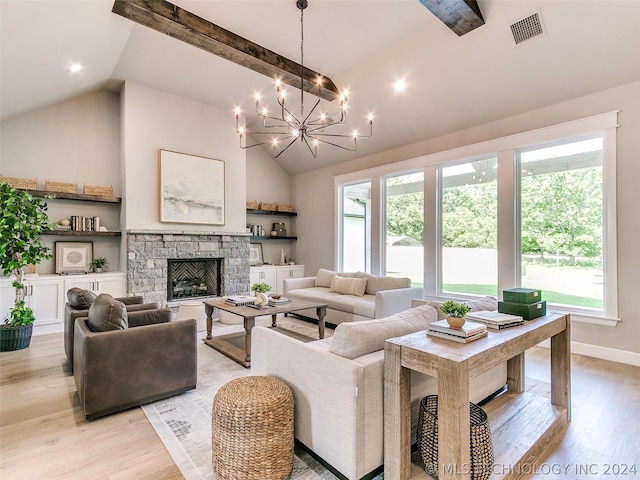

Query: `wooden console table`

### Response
(203, 299, 327, 368)
(384, 313, 570, 480)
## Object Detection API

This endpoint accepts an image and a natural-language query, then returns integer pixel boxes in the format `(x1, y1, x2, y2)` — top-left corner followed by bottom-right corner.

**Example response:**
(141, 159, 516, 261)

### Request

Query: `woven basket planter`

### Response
(417, 395, 494, 480)
(0, 324, 33, 352)
(212, 376, 294, 480)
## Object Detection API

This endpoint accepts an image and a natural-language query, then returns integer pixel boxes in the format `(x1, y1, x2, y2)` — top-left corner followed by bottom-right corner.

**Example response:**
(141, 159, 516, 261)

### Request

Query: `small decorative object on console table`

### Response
(439, 300, 471, 328)
(427, 319, 487, 343)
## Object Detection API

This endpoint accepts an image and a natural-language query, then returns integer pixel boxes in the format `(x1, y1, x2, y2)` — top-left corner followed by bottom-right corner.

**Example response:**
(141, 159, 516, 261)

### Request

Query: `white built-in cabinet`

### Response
(250, 265, 304, 295)
(0, 272, 125, 336)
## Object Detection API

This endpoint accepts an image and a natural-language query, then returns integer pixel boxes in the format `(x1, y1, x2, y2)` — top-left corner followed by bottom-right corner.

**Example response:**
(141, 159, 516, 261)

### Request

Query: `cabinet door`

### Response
(25, 277, 64, 326)
(64, 274, 124, 298)
(250, 267, 277, 294)
(276, 265, 305, 294)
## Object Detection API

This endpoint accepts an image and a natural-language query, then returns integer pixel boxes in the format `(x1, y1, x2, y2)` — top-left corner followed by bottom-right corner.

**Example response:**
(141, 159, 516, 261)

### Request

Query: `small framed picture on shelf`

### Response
(249, 243, 264, 266)
(55, 242, 93, 274)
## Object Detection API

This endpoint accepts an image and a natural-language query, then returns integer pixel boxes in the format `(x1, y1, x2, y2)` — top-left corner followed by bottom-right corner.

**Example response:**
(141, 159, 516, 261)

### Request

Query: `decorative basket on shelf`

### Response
(260, 202, 278, 211)
(417, 395, 494, 480)
(45, 180, 78, 194)
(83, 184, 113, 196)
(276, 204, 294, 212)
(246, 200, 260, 210)
(0, 175, 37, 190)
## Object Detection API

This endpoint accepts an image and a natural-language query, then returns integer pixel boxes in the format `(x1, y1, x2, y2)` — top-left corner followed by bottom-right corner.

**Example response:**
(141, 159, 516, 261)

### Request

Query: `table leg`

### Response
(205, 303, 214, 340)
(551, 314, 571, 419)
(271, 314, 277, 328)
(384, 341, 411, 480)
(438, 361, 471, 480)
(316, 306, 326, 339)
(507, 352, 525, 393)
(244, 316, 256, 364)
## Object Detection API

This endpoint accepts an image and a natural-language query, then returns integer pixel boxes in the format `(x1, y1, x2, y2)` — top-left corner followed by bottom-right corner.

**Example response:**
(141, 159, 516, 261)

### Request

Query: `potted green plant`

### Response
(0, 183, 52, 351)
(439, 300, 471, 328)
(251, 283, 271, 294)
(90, 257, 108, 273)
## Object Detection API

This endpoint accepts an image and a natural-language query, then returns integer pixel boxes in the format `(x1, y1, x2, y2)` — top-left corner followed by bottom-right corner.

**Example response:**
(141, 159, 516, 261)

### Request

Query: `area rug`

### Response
(142, 316, 358, 480)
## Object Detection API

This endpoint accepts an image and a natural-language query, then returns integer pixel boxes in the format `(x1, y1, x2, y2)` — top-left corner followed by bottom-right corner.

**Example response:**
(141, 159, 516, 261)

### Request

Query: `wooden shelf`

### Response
(19, 189, 121, 204)
(246, 209, 297, 217)
(43, 230, 121, 237)
(250, 236, 297, 241)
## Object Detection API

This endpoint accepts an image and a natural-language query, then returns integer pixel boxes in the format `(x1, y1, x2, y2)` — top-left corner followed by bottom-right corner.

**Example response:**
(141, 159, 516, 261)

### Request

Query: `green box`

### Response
(498, 300, 546, 320)
(502, 288, 542, 304)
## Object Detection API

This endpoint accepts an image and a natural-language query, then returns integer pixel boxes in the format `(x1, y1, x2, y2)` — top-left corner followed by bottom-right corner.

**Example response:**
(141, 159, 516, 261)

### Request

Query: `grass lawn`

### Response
(443, 284, 603, 308)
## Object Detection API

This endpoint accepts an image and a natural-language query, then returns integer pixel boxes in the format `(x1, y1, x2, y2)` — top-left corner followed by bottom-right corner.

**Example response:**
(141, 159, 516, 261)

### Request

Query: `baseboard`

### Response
(537, 339, 640, 367)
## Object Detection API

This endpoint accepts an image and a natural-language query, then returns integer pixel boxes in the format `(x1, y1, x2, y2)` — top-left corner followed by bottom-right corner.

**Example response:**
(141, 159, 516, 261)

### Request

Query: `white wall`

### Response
(0, 90, 122, 273)
(121, 82, 246, 234)
(293, 80, 640, 357)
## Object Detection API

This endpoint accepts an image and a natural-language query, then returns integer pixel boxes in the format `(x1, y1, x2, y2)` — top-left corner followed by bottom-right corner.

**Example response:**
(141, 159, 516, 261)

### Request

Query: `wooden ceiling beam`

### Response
(419, 0, 485, 36)
(112, 0, 340, 101)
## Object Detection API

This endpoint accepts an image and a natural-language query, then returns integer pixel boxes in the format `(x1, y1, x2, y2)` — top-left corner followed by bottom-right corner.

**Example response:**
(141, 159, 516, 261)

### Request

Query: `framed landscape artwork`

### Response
(160, 150, 225, 225)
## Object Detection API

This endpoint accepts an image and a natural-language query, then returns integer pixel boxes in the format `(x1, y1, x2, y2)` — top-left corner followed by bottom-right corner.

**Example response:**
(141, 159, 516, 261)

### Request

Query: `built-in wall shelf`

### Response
(250, 236, 297, 241)
(246, 208, 297, 217)
(19, 189, 121, 204)
(42, 230, 121, 237)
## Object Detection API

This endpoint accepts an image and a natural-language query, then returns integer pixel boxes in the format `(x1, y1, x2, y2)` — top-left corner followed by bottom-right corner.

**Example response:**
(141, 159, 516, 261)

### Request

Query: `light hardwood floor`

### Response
(1, 332, 639, 479)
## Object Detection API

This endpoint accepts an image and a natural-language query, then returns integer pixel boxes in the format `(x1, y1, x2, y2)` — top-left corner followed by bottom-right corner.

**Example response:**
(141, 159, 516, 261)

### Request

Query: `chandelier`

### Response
(235, 0, 373, 158)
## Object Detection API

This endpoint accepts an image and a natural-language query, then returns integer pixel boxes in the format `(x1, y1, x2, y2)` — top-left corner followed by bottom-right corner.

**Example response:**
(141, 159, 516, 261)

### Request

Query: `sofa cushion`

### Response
(328, 304, 437, 359)
(87, 294, 128, 332)
(67, 288, 97, 310)
(315, 269, 337, 288)
(330, 276, 368, 297)
(427, 296, 498, 320)
(287, 287, 376, 318)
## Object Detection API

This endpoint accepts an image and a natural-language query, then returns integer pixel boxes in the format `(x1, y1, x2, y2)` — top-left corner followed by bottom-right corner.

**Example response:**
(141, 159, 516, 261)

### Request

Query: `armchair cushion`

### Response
(87, 294, 128, 332)
(67, 288, 97, 309)
(328, 304, 437, 359)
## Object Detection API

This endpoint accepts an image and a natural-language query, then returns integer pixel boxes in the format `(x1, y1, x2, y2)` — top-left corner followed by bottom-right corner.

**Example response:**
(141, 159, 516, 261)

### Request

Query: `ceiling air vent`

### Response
(510, 12, 544, 45)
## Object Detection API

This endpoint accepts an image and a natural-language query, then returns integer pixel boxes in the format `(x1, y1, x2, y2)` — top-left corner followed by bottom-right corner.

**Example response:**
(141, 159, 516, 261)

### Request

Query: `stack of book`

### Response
(268, 296, 291, 307)
(427, 319, 488, 343)
(224, 295, 256, 306)
(465, 310, 524, 329)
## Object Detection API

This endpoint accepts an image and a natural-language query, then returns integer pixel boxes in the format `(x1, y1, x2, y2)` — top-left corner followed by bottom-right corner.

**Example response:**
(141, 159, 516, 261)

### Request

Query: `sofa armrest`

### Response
(74, 317, 197, 418)
(127, 307, 172, 327)
(114, 295, 144, 305)
(374, 286, 424, 318)
(283, 276, 316, 294)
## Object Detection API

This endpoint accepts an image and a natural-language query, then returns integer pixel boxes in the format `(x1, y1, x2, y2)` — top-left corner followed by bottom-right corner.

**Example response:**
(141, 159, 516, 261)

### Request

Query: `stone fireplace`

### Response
(127, 231, 250, 304)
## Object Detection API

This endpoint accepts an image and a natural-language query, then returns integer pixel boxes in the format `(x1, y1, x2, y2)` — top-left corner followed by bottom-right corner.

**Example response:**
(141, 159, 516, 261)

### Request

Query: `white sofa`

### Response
(251, 304, 507, 480)
(283, 268, 424, 325)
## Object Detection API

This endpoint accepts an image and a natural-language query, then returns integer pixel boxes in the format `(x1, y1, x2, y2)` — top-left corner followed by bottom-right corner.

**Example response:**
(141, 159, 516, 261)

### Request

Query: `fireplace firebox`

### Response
(167, 258, 222, 301)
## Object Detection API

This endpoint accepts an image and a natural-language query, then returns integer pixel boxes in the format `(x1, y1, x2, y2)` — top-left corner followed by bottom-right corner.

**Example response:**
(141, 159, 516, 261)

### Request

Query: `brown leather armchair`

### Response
(64, 288, 158, 370)
(73, 294, 197, 419)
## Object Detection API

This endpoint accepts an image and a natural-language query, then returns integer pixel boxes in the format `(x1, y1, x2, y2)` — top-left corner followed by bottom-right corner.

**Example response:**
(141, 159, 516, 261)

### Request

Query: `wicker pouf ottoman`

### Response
(212, 376, 294, 480)
(417, 395, 494, 480)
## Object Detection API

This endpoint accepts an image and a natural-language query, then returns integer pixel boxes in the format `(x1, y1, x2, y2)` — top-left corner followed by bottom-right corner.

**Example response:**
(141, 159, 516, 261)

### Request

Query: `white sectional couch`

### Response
(283, 268, 424, 325)
(251, 303, 507, 480)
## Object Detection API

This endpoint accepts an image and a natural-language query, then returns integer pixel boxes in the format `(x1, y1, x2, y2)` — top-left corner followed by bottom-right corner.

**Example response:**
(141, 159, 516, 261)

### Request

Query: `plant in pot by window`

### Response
(0, 183, 52, 351)
(439, 300, 471, 328)
(251, 282, 271, 306)
(90, 257, 108, 273)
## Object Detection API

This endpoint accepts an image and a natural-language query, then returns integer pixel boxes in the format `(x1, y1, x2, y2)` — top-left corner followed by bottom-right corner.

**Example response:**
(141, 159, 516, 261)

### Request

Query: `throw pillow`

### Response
(328, 304, 438, 359)
(329, 276, 368, 297)
(426, 296, 498, 319)
(315, 268, 337, 288)
(67, 287, 97, 310)
(87, 294, 128, 332)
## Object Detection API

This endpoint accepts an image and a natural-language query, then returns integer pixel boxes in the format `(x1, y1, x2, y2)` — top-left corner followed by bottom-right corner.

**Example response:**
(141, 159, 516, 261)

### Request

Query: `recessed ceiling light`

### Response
(68, 63, 83, 73)
(394, 79, 406, 92)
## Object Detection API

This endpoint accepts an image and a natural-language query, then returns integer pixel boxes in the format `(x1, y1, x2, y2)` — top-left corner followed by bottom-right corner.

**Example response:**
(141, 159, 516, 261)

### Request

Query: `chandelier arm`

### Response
(274, 136, 300, 159)
(301, 135, 318, 159)
(307, 135, 357, 152)
(302, 97, 321, 124)
(277, 96, 301, 126)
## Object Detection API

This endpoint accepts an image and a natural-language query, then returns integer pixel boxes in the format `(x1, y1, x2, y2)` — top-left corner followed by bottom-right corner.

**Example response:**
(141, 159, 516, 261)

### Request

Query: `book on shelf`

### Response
(428, 319, 487, 337)
(223, 295, 256, 306)
(427, 329, 488, 343)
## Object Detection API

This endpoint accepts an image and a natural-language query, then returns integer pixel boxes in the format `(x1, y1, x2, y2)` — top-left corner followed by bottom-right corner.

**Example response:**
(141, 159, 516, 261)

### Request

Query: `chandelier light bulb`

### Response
(368, 113, 374, 123)
(235, 107, 241, 116)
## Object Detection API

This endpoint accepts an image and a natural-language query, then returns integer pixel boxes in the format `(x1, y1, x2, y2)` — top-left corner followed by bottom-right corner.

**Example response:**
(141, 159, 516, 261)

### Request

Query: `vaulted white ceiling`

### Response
(2, 1, 640, 175)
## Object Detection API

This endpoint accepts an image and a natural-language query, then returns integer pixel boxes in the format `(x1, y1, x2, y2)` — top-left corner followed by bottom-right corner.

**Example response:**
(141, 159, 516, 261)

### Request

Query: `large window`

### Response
(441, 157, 498, 297)
(518, 136, 604, 310)
(385, 172, 424, 286)
(335, 112, 617, 325)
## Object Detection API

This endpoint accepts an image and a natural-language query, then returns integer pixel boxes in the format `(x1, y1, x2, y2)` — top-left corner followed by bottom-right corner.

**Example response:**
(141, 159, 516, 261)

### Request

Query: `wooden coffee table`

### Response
(203, 299, 327, 368)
